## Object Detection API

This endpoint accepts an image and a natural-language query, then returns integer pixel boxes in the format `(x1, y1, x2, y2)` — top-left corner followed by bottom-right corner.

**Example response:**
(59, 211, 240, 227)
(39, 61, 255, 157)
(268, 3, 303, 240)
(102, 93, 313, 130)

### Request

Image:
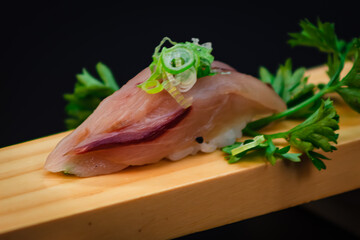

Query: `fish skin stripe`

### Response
(72, 107, 192, 154)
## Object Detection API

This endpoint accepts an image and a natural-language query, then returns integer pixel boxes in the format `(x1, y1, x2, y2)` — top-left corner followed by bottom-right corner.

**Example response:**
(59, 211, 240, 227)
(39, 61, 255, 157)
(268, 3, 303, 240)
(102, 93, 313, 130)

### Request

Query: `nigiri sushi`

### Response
(45, 38, 286, 177)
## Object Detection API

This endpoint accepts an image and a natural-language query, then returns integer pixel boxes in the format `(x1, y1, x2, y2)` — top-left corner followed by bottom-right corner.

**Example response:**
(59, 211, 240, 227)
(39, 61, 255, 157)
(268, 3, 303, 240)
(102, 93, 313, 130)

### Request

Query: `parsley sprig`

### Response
(224, 99, 339, 170)
(64, 62, 119, 129)
(231, 19, 359, 170)
(244, 19, 359, 132)
(259, 58, 320, 118)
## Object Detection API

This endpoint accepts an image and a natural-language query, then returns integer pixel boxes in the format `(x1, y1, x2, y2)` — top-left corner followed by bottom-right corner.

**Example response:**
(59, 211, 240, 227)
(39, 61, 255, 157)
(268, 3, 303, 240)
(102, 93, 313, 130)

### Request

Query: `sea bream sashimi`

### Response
(44, 39, 286, 177)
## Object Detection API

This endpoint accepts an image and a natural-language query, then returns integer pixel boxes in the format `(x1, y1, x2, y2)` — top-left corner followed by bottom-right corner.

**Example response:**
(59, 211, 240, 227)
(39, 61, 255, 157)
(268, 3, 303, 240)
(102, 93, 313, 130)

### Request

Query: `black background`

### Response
(1, 2, 359, 239)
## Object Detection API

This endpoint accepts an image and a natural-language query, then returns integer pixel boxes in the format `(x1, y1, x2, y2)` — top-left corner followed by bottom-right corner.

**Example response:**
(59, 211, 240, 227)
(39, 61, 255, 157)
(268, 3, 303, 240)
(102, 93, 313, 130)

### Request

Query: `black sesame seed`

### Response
(195, 136, 204, 143)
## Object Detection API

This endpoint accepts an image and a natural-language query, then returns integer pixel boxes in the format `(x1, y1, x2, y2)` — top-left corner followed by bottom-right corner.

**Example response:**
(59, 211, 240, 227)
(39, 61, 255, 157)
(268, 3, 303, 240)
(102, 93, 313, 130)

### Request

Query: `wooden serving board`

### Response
(0, 63, 359, 240)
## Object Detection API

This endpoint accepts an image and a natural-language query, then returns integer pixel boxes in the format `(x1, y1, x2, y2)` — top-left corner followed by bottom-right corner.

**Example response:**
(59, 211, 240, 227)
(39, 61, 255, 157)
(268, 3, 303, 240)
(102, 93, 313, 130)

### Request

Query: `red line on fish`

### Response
(71, 107, 192, 154)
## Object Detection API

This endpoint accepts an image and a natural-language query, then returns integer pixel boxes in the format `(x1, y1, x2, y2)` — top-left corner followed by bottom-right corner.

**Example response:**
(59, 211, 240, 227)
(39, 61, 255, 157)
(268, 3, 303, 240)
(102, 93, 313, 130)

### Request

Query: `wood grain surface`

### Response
(0, 63, 359, 240)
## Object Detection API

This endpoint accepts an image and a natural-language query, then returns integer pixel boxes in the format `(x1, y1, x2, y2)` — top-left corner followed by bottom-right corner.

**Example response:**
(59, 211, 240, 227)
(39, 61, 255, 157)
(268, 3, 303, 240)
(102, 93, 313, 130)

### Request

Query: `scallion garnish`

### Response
(140, 79, 164, 94)
(139, 37, 215, 108)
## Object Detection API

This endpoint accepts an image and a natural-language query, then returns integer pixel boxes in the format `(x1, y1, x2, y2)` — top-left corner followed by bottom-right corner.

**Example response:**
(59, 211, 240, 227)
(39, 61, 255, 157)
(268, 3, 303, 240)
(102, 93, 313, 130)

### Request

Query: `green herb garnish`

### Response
(224, 99, 339, 170)
(64, 62, 119, 129)
(244, 19, 359, 132)
(227, 18, 359, 170)
(148, 37, 215, 81)
(138, 37, 215, 107)
(259, 58, 320, 118)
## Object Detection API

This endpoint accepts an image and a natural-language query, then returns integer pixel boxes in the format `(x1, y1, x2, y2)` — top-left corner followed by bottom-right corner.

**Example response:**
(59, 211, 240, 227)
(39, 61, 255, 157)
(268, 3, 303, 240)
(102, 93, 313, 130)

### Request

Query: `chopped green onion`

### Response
(140, 79, 164, 94)
(139, 37, 215, 107)
(162, 80, 192, 108)
(175, 66, 197, 92)
(161, 45, 195, 74)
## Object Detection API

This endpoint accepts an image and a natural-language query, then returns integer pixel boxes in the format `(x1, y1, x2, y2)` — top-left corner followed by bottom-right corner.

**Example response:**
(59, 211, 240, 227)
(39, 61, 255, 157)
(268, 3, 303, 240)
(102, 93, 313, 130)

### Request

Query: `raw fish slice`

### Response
(45, 61, 286, 177)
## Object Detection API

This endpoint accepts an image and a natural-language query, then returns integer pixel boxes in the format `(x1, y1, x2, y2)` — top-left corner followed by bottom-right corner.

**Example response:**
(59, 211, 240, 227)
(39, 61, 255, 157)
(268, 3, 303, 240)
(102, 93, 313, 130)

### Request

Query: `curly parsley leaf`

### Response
(335, 39, 360, 112)
(245, 19, 359, 132)
(223, 135, 301, 166)
(288, 18, 356, 82)
(259, 58, 320, 118)
(288, 18, 344, 54)
(225, 99, 339, 170)
(286, 99, 339, 169)
(64, 62, 119, 129)
(287, 18, 348, 79)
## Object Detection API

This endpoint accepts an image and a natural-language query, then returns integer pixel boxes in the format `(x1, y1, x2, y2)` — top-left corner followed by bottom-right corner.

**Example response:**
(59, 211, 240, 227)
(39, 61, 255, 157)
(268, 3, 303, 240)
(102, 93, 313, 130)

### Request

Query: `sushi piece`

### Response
(44, 38, 286, 177)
